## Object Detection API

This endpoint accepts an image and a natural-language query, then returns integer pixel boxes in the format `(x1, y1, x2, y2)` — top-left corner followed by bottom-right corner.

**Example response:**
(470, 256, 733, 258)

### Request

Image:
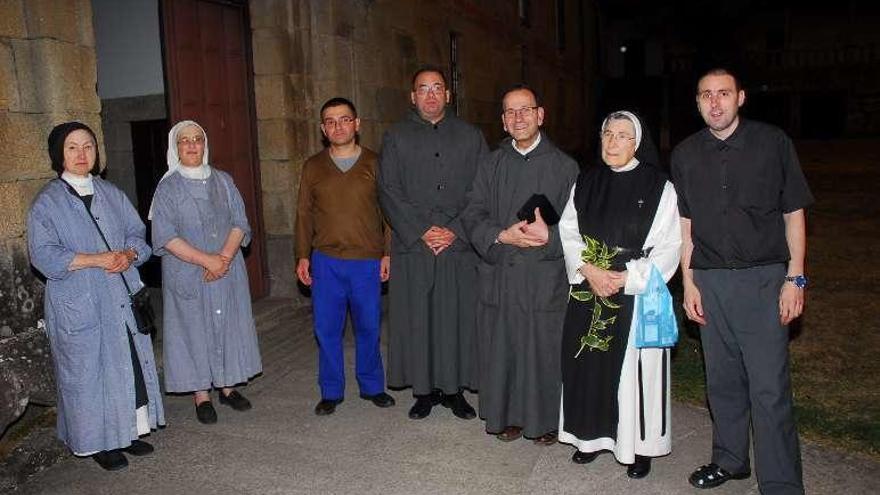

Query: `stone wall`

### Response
(249, 0, 596, 300)
(0, 0, 103, 433)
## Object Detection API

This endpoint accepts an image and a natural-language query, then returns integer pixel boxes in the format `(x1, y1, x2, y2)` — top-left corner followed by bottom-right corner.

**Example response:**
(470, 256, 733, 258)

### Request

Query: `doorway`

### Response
(94, 0, 267, 298)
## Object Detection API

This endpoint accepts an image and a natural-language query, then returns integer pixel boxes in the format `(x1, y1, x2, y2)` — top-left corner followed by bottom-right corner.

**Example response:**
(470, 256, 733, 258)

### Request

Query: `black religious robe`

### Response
(461, 134, 579, 437)
(560, 162, 667, 443)
(378, 110, 489, 395)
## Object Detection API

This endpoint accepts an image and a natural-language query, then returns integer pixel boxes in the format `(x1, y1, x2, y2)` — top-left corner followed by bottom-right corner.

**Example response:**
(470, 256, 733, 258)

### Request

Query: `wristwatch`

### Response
(785, 274, 808, 289)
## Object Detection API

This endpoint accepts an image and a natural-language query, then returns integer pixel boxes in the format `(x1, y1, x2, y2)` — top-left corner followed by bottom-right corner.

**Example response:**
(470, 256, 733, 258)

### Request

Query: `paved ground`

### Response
(14, 298, 878, 494)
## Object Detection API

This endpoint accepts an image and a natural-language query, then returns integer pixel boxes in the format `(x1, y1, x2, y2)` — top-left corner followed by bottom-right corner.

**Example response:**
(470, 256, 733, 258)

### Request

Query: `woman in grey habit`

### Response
(150, 120, 262, 424)
(28, 121, 164, 471)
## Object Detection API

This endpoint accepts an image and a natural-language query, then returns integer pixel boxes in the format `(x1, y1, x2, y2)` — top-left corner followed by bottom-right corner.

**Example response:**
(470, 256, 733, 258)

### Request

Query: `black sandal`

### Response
(688, 463, 750, 489)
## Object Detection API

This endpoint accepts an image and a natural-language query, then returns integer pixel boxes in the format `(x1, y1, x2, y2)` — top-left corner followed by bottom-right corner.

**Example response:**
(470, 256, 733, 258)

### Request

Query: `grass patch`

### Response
(670, 333, 880, 459)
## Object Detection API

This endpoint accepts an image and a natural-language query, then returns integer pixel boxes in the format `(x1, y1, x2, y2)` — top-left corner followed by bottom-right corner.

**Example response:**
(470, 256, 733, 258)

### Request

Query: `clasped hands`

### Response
(579, 263, 626, 297)
(496, 207, 549, 248)
(422, 226, 457, 255)
(98, 249, 138, 273)
(202, 253, 232, 282)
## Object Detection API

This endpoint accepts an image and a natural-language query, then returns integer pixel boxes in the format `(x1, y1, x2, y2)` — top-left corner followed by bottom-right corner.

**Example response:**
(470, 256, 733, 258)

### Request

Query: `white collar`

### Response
(610, 157, 640, 173)
(61, 171, 94, 195)
(512, 133, 541, 156)
(177, 163, 212, 180)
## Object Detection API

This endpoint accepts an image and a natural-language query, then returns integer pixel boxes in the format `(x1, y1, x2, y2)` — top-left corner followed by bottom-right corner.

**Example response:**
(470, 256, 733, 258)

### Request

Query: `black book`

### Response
(517, 193, 560, 226)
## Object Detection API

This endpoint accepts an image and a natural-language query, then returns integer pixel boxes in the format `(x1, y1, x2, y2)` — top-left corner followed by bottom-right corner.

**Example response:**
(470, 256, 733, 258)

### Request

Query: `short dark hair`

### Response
(501, 83, 542, 111)
(320, 97, 357, 118)
(411, 65, 448, 89)
(697, 67, 742, 93)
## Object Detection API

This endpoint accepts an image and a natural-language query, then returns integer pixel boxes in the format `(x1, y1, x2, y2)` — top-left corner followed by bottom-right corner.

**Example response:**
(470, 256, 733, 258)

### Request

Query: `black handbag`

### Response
(82, 199, 156, 335)
(128, 286, 156, 335)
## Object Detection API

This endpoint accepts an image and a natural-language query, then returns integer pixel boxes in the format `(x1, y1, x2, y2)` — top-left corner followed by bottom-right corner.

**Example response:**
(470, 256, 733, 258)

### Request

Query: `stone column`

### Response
(0, 0, 102, 433)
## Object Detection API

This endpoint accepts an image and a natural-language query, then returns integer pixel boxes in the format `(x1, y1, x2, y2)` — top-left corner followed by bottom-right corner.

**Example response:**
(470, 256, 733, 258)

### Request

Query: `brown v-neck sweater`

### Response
(295, 147, 390, 260)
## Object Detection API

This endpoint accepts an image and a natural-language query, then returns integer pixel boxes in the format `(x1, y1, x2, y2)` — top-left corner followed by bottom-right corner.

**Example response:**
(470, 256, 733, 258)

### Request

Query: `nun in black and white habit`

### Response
(557, 111, 681, 478)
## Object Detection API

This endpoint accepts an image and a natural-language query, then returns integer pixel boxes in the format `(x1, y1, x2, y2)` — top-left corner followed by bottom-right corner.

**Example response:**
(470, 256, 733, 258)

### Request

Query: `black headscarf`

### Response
(47, 121, 100, 176)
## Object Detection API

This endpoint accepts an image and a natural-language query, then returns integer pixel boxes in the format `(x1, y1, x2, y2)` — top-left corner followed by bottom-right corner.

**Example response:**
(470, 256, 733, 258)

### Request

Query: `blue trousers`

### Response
(311, 250, 385, 400)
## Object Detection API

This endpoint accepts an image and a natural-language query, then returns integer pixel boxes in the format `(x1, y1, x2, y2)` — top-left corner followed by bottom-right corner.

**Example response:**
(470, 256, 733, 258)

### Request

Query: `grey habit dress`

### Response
(379, 110, 489, 395)
(461, 134, 578, 437)
(151, 170, 262, 392)
(28, 178, 165, 454)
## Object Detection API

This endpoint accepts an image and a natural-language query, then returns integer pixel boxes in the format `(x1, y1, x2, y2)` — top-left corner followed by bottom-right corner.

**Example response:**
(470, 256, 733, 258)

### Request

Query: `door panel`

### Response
(161, 0, 267, 299)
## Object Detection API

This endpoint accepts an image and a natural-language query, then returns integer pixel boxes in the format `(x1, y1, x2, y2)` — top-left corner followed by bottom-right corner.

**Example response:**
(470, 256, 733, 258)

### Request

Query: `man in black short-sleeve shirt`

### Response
(671, 68, 813, 495)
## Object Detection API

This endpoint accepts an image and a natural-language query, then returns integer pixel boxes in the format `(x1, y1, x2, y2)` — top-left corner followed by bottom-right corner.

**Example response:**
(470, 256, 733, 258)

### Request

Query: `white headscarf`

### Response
(147, 120, 211, 219)
(600, 110, 642, 171)
(600, 110, 642, 149)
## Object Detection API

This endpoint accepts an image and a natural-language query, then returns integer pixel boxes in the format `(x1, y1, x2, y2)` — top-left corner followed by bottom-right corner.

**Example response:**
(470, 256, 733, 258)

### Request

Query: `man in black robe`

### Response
(462, 85, 578, 443)
(379, 67, 489, 420)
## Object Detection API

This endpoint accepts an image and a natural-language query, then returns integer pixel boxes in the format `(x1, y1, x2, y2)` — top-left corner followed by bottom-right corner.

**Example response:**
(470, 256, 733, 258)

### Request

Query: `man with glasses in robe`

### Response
(296, 97, 395, 416)
(379, 67, 489, 420)
(462, 84, 578, 445)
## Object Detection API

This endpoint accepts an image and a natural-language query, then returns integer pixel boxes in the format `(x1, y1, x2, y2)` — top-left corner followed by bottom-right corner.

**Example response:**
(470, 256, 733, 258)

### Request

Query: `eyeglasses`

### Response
(600, 131, 635, 142)
(503, 106, 538, 119)
(415, 83, 446, 96)
(322, 116, 356, 128)
(177, 135, 205, 145)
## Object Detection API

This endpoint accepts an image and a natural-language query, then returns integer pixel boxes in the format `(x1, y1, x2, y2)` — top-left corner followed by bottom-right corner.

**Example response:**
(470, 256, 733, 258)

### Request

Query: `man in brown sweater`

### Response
(295, 97, 394, 415)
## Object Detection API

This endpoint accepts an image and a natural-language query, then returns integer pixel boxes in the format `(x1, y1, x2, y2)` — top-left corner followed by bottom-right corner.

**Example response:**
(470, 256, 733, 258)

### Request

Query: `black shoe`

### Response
(314, 398, 343, 416)
(627, 455, 652, 479)
(408, 391, 442, 420)
(195, 401, 218, 424)
(360, 392, 396, 408)
(122, 439, 154, 457)
(572, 450, 599, 464)
(688, 463, 751, 489)
(92, 450, 128, 471)
(441, 392, 476, 420)
(219, 390, 252, 411)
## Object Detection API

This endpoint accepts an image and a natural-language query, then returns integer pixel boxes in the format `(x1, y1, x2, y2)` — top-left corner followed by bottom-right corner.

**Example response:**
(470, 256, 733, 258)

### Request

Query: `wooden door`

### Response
(161, 0, 267, 299)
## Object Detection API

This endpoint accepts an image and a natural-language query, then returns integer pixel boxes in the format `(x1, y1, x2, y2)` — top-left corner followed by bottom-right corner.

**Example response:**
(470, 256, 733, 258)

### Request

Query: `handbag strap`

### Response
(65, 180, 136, 296)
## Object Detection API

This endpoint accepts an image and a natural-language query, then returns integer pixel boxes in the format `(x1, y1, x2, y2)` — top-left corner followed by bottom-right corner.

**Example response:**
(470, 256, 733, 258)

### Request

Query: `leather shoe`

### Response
(219, 390, 252, 411)
(689, 463, 751, 489)
(360, 392, 396, 408)
(571, 450, 599, 464)
(532, 431, 557, 446)
(122, 439, 154, 457)
(314, 398, 343, 416)
(92, 450, 128, 471)
(627, 455, 652, 479)
(441, 392, 476, 420)
(408, 391, 443, 419)
(195, 401, 217, 424)
(496, 426, 523, 442)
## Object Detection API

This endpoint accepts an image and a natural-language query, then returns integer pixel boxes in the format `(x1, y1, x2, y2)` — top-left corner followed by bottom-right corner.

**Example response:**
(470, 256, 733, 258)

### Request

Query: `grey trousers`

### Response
(694, 264, 804, 495)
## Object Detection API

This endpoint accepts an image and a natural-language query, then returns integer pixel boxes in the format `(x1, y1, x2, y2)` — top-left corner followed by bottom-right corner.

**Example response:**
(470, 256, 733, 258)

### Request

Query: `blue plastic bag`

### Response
(635, 264, 678, 348)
